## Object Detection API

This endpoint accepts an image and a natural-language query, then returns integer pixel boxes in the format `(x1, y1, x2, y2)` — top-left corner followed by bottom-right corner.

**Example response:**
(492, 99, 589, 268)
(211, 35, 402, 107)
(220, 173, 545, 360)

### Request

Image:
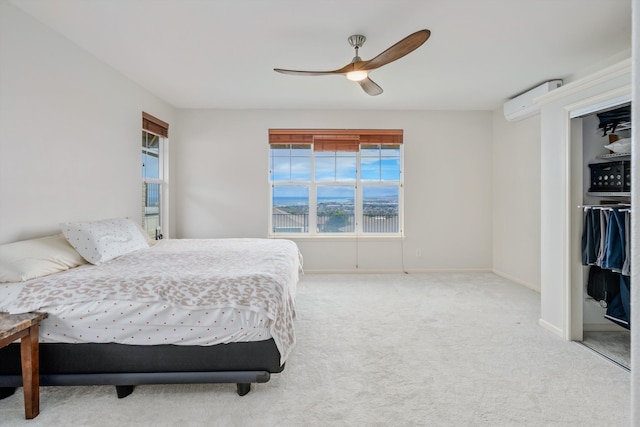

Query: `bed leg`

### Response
(115, 385, 135, 399)
(236, 383, 251, 396)
(0, 387, 16, 400)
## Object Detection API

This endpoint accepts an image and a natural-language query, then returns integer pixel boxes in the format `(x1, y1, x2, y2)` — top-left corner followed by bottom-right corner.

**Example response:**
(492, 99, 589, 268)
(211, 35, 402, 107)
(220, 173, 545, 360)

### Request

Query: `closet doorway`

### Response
(569, 95, 631, 370)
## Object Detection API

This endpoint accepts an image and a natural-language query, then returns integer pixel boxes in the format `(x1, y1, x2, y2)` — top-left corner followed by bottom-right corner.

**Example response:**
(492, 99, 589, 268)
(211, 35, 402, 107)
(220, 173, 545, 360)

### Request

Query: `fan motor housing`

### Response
(348, 35, 366, 49)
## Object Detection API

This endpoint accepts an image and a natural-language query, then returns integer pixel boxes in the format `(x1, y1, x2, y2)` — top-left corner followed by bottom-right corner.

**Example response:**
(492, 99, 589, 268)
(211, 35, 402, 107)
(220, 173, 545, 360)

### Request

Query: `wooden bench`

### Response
(0, 312, 48, 419)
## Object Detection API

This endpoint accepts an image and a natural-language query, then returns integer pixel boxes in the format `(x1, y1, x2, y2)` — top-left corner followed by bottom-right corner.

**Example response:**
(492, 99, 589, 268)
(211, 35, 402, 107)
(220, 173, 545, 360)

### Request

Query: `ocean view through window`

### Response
(269, 129, 403, 236)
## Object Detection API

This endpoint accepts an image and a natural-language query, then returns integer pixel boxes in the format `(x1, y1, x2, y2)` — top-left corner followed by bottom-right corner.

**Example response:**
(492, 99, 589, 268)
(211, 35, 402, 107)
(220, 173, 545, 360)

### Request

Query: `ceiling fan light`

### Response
(346, 70, 368, 82)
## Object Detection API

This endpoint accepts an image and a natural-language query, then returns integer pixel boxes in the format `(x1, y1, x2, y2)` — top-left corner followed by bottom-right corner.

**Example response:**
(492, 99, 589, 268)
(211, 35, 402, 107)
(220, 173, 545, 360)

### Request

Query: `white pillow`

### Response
(0, 234, 87, 282)
(60, 217, 149, 265)
(604, 138, 631, 154)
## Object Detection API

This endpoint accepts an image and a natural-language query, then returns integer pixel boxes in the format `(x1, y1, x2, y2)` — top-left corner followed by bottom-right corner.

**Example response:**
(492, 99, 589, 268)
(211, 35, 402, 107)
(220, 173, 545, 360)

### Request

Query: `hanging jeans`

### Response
(581, 208, 600, 265)
(622, 211, 631, 275)
(602, 209, 626, 272)
(606, 274, 631, 328)
(581, 208, 632, 329)
(595, 210, 609, 267)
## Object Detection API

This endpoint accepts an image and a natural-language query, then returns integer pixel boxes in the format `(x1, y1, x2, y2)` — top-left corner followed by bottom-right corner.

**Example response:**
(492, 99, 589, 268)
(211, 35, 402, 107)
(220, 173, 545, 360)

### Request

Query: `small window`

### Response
(142, 112, 169, 240)
(360, 144, 401, 181)
(270, 144, 311, 182)
(317, 185, 355, 233)
(362, 185, 399, 233)
(315, 150, 357, 182)
(272, 185, 309, 233)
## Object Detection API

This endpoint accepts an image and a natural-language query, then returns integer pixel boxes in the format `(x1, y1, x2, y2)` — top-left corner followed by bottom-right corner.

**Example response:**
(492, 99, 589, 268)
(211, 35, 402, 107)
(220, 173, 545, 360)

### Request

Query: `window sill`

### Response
(268, 234, 404, 240)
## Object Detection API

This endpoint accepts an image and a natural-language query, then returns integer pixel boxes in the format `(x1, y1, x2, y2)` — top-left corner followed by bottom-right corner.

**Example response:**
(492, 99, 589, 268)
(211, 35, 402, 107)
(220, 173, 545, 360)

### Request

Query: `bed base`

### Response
(0, 371, 269, 398)
(0, 339, 283, 398)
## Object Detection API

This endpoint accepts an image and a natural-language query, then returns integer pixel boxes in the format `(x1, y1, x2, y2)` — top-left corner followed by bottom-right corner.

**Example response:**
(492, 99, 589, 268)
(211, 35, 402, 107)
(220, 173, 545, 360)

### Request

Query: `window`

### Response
(142, 112, 168, 240)
(269, 129, 403, 236)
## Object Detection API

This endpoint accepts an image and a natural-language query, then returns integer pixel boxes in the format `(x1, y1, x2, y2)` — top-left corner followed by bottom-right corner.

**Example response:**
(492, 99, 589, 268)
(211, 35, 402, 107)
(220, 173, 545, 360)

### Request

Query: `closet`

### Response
(577, 103, 631, 370)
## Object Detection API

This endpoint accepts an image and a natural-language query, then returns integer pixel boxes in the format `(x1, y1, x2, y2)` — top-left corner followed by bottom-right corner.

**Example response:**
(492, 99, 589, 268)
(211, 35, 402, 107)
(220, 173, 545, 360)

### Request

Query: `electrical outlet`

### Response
(416, 248, 422, 257)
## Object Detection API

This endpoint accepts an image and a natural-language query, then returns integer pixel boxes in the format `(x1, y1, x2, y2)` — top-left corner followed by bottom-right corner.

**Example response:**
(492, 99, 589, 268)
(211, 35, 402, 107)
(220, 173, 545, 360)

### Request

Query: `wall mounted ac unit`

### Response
(503, 80, 563, 121)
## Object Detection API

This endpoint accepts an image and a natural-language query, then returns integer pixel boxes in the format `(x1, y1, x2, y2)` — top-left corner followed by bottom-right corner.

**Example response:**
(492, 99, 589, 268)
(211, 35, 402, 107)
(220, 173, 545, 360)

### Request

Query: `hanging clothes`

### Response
(581, 208, 600, 265)
(581, 206, 631, 330)
(595, 209, 609, 267)
(605, 275, 631, 329)
(602, 208, 625, 272)
(622, 211, 631, 276)
(581, 207, 630, 272)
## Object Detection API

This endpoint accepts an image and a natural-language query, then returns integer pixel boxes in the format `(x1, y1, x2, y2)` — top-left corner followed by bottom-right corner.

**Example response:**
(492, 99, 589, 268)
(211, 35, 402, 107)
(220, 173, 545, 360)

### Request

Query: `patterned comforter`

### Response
(5, 238, 301, 364)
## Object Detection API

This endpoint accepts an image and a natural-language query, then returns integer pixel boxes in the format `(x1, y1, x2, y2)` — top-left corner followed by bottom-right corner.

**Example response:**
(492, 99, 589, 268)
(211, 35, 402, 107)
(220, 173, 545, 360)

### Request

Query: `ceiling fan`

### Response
(274, 29, 431, 96)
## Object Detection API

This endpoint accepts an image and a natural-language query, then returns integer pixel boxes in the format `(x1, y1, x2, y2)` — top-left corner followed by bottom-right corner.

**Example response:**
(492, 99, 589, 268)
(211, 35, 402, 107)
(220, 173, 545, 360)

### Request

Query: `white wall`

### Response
(492, 113, 541, 290)
(175, 109, 494, 272)
(0, 2, 176, 244)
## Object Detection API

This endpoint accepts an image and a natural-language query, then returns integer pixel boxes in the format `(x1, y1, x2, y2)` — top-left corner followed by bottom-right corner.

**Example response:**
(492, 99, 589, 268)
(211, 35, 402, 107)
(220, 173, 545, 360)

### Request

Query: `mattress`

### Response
(0, 238, 301, 364)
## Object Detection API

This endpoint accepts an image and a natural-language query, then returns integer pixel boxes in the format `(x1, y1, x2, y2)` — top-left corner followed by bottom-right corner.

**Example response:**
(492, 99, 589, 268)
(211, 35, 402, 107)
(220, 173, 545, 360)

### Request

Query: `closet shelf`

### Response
(596, 152, 631, 160)
(587, 191, 631, 197)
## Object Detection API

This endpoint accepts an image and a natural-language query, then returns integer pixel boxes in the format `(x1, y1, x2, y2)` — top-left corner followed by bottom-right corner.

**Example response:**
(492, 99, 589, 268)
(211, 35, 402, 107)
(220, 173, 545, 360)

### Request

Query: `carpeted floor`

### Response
(0, 273, 630, 426)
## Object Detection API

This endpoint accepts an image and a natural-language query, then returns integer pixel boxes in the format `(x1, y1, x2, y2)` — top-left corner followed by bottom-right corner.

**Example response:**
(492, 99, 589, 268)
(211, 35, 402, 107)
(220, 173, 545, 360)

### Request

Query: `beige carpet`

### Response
(0, 273, 630, 426)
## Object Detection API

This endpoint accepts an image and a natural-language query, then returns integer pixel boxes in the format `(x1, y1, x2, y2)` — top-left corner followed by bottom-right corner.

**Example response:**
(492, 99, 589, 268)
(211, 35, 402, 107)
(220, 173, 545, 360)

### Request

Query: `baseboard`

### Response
(492, 269, 540, 292)
(538, 318, 564, 338)
(302, 268, 493, 274)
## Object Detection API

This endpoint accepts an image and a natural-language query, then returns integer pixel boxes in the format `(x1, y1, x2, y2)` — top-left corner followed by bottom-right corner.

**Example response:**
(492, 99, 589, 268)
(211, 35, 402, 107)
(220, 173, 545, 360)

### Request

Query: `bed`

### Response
(0, 218, 301, 398)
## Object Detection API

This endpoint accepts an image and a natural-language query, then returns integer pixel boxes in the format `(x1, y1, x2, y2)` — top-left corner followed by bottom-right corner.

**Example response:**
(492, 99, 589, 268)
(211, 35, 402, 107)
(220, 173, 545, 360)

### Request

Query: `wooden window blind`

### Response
(142, 112, 169, 138)
(268, 129, 402, 150)
(313, 134, 360, 152)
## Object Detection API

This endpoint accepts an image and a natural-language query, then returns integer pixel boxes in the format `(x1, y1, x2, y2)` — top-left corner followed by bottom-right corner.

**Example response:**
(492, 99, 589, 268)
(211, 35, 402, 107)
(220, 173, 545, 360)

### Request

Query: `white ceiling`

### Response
(11, 0, 632, 111)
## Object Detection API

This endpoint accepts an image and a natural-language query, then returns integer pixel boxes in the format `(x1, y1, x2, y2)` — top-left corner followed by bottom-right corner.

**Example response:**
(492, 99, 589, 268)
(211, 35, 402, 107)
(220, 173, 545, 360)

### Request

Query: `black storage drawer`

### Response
(588, 160, 630, 192)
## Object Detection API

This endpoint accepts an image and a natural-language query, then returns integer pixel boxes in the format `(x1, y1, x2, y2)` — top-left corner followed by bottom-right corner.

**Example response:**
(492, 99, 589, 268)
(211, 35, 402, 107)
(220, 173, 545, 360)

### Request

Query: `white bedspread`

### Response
(4, 238, 301, 364)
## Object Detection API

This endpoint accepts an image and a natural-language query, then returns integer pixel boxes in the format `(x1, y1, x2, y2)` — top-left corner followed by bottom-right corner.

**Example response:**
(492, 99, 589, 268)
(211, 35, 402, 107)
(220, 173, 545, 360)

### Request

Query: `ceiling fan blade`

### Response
(358, 77, 383, 96)
(274, 68, 342, 77)
(361, 29, 430, 71)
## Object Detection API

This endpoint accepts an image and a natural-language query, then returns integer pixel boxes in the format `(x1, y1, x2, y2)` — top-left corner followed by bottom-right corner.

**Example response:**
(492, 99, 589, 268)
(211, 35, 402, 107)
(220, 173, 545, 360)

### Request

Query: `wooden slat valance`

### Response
(142, 112, 169, 138)
(313, 134, 359, 152)
(268, 129, 403, 148)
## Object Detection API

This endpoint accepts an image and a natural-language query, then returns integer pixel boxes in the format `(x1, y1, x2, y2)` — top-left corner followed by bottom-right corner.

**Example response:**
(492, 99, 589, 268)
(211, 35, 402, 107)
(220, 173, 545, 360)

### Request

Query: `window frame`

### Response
(268, 131, 403, 238)
(141, 113, 169, 240)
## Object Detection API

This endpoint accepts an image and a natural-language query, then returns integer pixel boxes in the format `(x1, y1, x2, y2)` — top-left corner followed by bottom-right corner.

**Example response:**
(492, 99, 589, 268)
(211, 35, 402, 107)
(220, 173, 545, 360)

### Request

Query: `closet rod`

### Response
(578, 205, 631, 212)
